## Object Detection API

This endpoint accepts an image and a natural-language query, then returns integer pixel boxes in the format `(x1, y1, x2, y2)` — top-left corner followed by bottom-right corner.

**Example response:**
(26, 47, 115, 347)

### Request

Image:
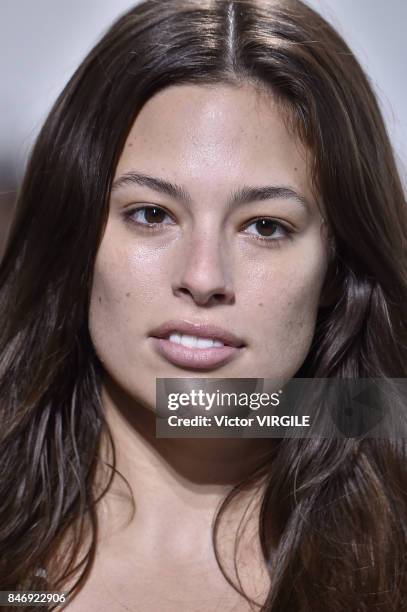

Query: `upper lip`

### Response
(150, 320, 245, 348)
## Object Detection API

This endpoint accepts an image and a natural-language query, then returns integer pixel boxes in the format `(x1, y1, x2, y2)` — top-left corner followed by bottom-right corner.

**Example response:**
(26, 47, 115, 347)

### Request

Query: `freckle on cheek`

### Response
(258, 302, 263, 307)
(126, 292, 131, 297)
(98, 296, 102, 303)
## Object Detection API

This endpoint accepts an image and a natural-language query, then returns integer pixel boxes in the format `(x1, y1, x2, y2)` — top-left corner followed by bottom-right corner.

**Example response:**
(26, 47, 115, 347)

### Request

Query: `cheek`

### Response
(243, 241, 325, 312)
(88, 240, 151, 356)
(88, 261, 128, 367)
(87, 228, 176, 373)
(258, 275, 321, 340)
(90, 230, 169, 308)
(242, 242, 326, 371)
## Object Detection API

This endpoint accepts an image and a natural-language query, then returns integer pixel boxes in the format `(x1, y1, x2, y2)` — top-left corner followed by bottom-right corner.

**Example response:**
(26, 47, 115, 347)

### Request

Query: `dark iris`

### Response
(144, 207, 166, 223)
(255, 219, 277, 236)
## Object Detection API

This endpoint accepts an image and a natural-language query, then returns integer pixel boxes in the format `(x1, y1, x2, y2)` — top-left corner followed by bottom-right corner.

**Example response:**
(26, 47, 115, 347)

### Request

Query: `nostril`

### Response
(173, 285, 234, 307)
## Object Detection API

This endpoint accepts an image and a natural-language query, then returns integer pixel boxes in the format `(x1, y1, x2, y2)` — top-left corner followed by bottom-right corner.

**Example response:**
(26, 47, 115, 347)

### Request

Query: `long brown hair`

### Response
(1, 0, 406, 609)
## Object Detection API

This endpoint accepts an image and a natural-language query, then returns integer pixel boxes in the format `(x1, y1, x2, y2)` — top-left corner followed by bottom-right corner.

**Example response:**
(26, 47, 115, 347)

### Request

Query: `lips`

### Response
(149, 320, 245, 348)
(149, 320, 245, 370)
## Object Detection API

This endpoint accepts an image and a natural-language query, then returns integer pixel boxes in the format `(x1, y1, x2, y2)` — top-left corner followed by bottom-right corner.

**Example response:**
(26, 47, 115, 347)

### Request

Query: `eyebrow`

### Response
(111, 171, 311, 211)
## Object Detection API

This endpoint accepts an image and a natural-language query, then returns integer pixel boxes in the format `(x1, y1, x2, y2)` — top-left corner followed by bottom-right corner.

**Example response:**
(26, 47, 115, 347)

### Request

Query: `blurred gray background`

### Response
(1, 0, 406, 251)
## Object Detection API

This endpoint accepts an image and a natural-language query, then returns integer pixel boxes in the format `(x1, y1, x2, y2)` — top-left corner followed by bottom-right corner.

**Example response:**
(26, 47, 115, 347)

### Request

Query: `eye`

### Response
(124, 205, 175, 228)
(243, 218, 292, 241)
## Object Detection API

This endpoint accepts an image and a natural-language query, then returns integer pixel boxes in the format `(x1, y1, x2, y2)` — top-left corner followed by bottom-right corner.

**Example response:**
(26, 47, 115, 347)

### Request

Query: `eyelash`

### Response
(123, 205, 294, 245)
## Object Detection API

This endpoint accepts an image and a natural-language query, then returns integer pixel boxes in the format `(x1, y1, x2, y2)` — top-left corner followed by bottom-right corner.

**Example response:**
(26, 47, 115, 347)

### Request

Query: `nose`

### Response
(172, 230, 235, 307)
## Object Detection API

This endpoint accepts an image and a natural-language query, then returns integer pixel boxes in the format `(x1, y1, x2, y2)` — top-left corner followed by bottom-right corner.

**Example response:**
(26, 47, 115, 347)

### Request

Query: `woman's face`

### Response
(89, 83, 329, 410)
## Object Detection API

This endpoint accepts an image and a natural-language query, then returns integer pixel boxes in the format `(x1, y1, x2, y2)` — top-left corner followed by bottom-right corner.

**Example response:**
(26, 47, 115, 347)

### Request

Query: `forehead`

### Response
(114, 82, 314, 205)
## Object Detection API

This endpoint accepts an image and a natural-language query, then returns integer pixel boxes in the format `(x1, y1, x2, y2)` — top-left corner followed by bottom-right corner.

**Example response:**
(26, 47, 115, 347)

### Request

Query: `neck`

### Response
(95, 376, 273, 544)
(102, 374, 272, 481)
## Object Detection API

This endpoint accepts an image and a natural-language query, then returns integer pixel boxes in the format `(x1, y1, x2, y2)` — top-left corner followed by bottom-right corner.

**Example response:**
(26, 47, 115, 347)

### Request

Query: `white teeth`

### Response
(196, 338, 215, 349)
(179, 334, 197, 348)
(168, 333, 225, 349)
(169, 333, 182, 344)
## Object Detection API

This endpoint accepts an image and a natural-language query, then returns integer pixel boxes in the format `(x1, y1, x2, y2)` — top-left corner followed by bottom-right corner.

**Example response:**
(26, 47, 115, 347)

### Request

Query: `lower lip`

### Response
(150, 337, 243, 370)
